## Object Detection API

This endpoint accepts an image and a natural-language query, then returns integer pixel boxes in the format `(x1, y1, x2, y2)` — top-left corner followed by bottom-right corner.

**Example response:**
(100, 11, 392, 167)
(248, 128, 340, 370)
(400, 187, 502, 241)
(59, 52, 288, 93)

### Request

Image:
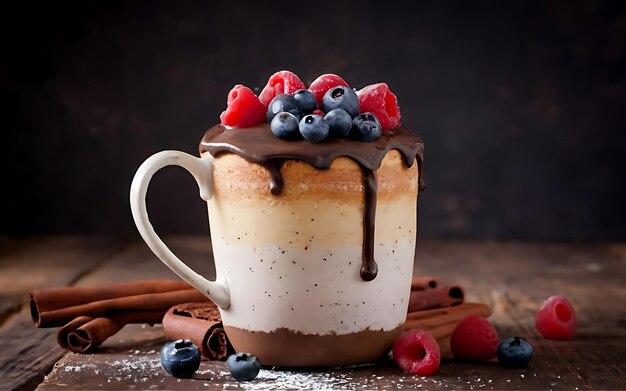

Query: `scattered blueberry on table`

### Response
(159, 339, 201, 378)
(497, 337, 534, 368)
(227, 352, 262, 382)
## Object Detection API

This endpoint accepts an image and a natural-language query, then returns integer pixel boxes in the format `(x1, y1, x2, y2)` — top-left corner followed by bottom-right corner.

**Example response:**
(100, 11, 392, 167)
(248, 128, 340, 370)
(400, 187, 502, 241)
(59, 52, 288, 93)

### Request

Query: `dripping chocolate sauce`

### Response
(199, 124, 424, 281)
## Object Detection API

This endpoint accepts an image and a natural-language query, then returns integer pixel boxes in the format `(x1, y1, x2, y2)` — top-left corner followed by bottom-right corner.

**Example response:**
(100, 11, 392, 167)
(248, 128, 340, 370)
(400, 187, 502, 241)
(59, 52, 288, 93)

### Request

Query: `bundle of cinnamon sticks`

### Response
(30, 280, 232, 359)
(30, 276, 490, 360)
(406, 276, 492, 358)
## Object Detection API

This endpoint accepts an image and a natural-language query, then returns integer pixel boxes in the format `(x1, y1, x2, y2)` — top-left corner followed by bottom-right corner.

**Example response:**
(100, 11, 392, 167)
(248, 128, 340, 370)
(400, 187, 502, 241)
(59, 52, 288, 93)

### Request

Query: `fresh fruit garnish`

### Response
(357, 83, 401, 131)
(322, 85, 360, 118)
(308, 74, 349, 106)
(351, 113, 382, 141)
(220, 85, 266, 128)
(227, 352, 262, 382)
(271, 112, 301, 140)
(160, 339, 201, 378)
(292, 89, 318, 114)
(313, 109, 325, 117)
(299, 114, 329, 142)
(392, 329, 441, 376)
(324, 109, 352, 138)
(497, 337, 534, 368)
(450, 315, 499, 360)
(258, 70, 306, 107)
(535, 295, 576, 340)
(267, 94, 302, 123)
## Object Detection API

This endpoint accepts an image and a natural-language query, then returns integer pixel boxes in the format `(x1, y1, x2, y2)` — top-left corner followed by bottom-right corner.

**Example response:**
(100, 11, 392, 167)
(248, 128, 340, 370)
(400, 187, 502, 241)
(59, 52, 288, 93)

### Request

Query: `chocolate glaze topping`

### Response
(199, 124, 424, 281)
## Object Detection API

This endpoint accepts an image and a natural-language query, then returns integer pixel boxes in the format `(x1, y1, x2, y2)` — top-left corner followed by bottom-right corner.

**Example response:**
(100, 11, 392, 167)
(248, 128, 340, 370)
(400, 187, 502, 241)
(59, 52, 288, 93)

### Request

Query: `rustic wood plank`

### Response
(0, 236, 126, 391)
(74, 235, 215, 286)
(33, 239, 626, 390)
(413, 241, 626, 390)
(0, 312, 66, 391)
(31, 324, 586, 391)
(0, 236, 42, 258)
(0, 236, 124, 323)
(0, 235, 214, 391)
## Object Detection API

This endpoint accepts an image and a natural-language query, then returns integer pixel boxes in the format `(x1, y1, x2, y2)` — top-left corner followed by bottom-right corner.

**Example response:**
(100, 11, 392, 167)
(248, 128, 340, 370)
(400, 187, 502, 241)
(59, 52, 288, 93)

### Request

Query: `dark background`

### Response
(2, 1, 625, 241)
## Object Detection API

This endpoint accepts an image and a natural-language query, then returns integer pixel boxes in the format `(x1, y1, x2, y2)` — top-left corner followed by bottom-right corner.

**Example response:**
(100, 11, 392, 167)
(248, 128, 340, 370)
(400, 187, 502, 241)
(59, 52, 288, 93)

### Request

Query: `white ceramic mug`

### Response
(131, 148, 419, 366)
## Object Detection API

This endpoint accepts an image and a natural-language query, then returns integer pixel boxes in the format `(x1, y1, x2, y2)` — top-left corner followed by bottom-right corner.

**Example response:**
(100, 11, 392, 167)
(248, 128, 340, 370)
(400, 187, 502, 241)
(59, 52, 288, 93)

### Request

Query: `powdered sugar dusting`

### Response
(47, 347, 573, 389)
(196, 366, 446, 390)
(50, 351, 165, 385)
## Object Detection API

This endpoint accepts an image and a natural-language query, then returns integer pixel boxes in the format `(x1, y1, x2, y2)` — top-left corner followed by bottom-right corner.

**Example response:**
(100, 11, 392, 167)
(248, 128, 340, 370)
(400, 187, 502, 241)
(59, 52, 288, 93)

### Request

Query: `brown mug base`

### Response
(224, 325, 403, 367)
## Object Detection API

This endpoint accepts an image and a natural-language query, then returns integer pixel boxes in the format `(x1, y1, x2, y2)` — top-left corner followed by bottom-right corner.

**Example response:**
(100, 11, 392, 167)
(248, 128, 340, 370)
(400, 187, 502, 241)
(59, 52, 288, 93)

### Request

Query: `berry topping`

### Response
(227, 352, 262, 382)
(258, 70, 306, 107)
(351, 113, 382, 141)
(267, 94, 302, 123)
(308, 74, 349, 106)
(299, 114, 329, 142)
(324, 109, 352, 138)
(292, 89, 318, 114)
(357, 83, 401, 131)
(220, 85, 266, 128)
(392, 329, 441, 376)
(450, 315, 499, 360)
(535, 295, 577, 340)
(497, 337, 534, 368)
(159, 339, 201, 378)
(313, 109, 325, 117)
(322, 85, 360, 118)
(271, 112, 301, 140)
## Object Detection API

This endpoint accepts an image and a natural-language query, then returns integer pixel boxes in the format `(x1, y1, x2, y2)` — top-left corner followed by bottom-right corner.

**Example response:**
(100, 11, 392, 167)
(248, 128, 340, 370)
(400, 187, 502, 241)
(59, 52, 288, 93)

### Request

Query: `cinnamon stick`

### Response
(31, 279, 191, 314)
(404, 303, 492, 330)
(57, 310, 166, 353)
(163, 302, 233, 360)
(404, 303, 492, 360)
(32, 288, 208, 328)
(407, 285, 464, 312)
(411, 275, 439, 290)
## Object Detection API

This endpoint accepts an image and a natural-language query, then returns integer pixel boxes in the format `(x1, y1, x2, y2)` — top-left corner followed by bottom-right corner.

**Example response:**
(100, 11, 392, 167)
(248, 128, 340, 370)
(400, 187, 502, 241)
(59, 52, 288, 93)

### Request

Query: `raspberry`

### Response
(356, 83, 401, 132)
(220, 85, 266, 128)
(308, 74, 349, 106)
(312, 109, 325, 117)
(392, 329, 440, 376)
(450, 315, 499, 360)
(535, 295, 576, 340)
(258, 70, 306, 107)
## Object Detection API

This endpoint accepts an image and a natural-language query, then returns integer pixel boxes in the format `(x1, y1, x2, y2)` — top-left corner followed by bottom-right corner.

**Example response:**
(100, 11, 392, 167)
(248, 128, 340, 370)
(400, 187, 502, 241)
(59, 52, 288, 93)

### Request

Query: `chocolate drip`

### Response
(265, 159, 286, 195)
(360, 167, 378, 281)
(199, 124, 424, 281)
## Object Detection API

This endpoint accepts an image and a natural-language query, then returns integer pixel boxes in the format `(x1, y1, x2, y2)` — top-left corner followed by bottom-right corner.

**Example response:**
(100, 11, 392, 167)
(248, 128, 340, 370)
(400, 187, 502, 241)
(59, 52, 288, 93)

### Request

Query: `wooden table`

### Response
(0, 237, 624, 390)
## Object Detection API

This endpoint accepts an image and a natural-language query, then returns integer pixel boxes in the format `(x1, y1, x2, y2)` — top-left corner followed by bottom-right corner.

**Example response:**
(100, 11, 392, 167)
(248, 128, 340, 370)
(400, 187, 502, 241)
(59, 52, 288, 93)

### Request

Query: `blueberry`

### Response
(324, 109, 352, 138)
(271, 112, 301, 140)
(299, 114, 329, 142)
(292, 89, 317, 114)
(322, 85, 360, 118)
(267, 94, 302, 123)
(160, 339, 201, 378)
(227, 352, 262, 382)
(351, 113, 382, 141)
(497, 337, 534, 368)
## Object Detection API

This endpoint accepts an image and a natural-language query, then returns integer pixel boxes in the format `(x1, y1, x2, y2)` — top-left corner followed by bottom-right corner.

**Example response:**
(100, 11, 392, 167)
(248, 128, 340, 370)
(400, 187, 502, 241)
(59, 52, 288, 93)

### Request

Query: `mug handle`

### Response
(130, 150, 230, 309)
